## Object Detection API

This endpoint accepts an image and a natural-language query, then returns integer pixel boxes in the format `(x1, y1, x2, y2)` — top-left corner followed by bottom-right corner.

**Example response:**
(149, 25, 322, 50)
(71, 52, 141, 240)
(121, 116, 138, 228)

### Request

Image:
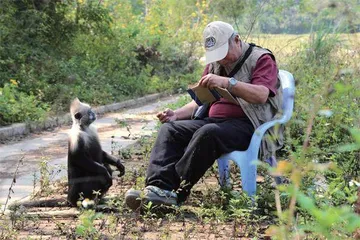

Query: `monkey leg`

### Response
(68, 175, 112, 206)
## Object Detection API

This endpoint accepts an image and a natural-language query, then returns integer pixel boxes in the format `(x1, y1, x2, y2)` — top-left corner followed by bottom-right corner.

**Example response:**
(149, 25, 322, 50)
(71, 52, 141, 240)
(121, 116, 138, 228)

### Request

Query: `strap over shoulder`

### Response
(227, 44, 254, 77)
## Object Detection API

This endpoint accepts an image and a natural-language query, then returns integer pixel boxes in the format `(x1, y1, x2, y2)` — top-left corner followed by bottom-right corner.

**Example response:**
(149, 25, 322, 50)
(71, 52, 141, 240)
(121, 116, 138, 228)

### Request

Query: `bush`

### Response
(286, 29, 360, 177)
(0, 80, 49, 125)
(269, 28, 360, 239)
(0, 0, 206, 123)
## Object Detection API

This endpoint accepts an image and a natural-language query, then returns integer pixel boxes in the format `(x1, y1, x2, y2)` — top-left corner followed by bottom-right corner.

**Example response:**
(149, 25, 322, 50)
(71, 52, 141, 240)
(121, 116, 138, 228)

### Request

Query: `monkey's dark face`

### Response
(70, 98, 96, 127)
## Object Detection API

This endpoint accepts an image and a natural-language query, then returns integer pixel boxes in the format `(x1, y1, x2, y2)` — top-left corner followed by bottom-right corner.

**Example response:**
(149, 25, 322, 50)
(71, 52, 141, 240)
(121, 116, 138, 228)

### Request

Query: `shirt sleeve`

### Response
(251, 54, 278, 97)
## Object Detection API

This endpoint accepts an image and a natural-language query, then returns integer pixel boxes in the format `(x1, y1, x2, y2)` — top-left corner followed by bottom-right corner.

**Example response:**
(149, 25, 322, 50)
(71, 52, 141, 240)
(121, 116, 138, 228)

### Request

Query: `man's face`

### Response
(218, 37, 241, 66)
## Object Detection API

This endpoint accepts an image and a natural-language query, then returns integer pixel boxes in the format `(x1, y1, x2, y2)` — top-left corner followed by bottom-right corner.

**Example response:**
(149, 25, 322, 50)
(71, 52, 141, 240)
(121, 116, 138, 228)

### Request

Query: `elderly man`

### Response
(125, 21, 283, 210)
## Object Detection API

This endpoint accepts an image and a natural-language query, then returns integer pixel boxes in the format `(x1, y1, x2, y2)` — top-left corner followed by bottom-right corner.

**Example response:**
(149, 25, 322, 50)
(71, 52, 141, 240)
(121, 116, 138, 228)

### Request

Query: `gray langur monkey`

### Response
(9, 98, 125, 210)
(67, 98, 125, 206)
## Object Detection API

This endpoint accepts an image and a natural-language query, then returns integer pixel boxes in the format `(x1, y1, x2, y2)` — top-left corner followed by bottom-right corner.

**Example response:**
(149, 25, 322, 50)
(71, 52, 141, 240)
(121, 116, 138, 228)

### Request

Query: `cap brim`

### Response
(205, 42, 229, 64)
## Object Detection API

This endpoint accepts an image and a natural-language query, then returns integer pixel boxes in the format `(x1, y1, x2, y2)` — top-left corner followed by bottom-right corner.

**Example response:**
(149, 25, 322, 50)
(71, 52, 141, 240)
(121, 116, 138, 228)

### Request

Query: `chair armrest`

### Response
(245, 70, 295, 158)
(252, 116, 287, 141)
(246, 115, 288, 156)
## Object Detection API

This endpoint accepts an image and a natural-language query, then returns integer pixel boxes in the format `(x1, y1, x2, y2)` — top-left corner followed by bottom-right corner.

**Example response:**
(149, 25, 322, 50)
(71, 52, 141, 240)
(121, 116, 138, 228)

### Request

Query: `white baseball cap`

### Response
(203, 21, 235, 64)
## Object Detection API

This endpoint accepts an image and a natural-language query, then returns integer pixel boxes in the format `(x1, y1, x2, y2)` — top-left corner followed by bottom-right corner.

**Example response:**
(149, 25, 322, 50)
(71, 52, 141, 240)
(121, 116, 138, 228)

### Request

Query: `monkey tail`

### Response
(9, 198, 70, 209)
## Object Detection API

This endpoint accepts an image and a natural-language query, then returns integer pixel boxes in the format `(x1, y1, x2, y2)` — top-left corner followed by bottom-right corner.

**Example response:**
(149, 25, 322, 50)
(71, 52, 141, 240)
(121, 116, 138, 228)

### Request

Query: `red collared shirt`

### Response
(204, 54, 278, 118)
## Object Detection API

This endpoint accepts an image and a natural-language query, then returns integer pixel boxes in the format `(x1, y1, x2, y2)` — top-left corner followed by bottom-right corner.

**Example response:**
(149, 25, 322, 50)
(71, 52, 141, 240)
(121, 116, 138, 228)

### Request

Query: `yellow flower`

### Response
(10, 79, 18, 86)
(273, 160, 292, 176)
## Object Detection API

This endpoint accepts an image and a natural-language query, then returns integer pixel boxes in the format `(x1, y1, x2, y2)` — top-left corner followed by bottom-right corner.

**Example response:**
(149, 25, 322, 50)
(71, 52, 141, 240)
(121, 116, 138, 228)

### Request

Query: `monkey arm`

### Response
(102, 151, 125, 177)
(69, 147, 112, 182)
(84, 153, 112, 181)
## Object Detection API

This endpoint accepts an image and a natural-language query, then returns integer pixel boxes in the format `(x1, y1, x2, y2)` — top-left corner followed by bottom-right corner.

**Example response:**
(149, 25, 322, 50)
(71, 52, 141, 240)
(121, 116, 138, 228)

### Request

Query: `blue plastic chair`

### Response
(217, 70, 295, 196)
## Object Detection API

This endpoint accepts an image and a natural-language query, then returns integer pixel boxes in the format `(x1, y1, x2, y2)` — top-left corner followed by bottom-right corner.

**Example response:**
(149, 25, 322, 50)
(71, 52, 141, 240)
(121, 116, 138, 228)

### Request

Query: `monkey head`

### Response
(70, 98, 96, 127)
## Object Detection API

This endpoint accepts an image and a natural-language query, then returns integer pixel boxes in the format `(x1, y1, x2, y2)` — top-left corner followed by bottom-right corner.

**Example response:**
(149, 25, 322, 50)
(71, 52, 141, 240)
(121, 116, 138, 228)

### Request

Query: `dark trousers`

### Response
(145, 117, 254, 202)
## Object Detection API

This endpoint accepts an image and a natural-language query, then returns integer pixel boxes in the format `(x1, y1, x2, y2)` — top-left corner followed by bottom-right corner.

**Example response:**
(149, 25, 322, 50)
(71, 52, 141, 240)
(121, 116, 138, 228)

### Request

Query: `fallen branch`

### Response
(8, 196, 121, 213)
(9, 197, 69, 209)
(17, 209, 80, 219)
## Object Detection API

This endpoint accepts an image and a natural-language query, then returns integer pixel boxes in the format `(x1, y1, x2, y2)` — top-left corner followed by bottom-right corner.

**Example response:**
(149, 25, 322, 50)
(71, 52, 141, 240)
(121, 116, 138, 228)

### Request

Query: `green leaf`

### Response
(75, 225, 86, 235)
(337, 143, 360, 152)
(334, 82, 353, 94)
(349, 128, 360, 144)
(297, 192, 316, 212)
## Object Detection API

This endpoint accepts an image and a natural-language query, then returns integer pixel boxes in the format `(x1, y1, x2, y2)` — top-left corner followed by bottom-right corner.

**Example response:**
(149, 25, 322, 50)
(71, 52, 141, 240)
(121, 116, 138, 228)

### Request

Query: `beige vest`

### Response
(209, 41, 284, 160)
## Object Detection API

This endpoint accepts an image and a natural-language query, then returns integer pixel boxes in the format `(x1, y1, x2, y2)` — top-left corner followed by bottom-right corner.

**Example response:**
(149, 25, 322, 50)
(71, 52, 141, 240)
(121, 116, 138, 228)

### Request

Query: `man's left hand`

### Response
(199, 74, 228, 89)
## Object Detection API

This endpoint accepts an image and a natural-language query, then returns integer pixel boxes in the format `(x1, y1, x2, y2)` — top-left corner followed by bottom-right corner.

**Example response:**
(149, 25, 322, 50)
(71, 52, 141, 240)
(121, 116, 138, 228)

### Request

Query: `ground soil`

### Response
(2, 141, 273, 240)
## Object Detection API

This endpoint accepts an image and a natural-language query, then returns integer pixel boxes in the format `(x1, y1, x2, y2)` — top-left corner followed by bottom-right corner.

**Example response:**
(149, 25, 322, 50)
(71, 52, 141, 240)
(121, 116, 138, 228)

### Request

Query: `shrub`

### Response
(0, 80, 49, 125)
(269, 27, 360, 239)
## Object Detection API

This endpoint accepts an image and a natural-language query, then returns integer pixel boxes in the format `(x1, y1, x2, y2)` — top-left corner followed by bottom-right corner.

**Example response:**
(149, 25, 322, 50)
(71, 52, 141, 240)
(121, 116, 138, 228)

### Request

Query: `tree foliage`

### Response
(210, 0, 360, 34)
(0, 0, 207, 124)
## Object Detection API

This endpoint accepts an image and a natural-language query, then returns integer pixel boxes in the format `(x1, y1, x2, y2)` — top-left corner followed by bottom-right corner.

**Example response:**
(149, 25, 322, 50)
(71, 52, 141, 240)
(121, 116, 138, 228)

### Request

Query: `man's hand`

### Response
(156, 108, 177, 123)
(199, 74, 228, 89)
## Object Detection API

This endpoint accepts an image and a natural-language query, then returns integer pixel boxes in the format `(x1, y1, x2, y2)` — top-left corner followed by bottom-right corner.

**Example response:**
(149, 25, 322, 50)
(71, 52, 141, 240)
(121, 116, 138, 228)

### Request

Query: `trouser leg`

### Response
(175, 118, 254, 202)
(145, 120, 207, 191)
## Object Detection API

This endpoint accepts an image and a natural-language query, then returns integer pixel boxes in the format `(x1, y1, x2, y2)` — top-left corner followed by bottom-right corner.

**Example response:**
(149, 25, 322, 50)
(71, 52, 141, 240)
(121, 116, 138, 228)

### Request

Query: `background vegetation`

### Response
(1, 0, 358, 125)
(1, 0, 360, 239)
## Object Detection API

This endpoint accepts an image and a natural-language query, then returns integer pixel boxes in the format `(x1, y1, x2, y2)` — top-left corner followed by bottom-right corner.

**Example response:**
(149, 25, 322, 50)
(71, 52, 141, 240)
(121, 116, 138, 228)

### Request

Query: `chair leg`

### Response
(237, 158, 257, 197)
(266, 156, 283, 185)
(217, 159, 230, 188)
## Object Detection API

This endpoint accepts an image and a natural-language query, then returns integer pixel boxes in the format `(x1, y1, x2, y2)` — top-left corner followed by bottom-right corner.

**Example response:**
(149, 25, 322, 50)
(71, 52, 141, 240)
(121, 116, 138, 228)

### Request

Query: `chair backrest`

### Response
(278, 70, 295, 123)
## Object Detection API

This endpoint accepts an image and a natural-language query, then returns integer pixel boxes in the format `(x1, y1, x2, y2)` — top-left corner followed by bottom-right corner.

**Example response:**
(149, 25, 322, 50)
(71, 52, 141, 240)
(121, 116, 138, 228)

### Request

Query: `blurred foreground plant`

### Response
(267, 27, 360, 239)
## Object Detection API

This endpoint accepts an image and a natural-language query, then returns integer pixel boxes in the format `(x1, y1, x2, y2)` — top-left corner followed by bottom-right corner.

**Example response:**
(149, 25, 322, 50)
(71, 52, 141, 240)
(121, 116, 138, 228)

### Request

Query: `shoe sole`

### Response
(125, 190, 142, 211)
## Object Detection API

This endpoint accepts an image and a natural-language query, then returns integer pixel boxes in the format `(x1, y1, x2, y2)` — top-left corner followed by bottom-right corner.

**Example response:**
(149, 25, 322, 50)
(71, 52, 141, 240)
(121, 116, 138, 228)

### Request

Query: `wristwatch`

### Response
(227, 77, 238, 92)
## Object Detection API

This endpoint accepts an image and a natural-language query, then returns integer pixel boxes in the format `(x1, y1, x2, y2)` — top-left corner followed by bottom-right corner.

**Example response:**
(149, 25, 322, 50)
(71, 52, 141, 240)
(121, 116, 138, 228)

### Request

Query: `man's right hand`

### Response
(156, 108, 177, 123)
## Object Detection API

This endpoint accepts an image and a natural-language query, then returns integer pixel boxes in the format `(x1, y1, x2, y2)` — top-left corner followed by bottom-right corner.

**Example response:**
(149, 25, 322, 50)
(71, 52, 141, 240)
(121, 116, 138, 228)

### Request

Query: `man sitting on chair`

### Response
(125, 21, 284, 210)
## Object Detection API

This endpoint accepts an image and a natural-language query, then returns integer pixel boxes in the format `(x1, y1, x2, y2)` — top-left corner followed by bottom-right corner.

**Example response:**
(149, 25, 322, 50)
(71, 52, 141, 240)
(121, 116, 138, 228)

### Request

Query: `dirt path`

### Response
(0, 96, 179, 209)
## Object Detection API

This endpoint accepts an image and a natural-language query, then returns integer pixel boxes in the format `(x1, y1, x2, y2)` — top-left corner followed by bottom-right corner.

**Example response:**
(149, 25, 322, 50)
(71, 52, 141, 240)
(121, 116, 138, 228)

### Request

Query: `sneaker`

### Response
(125, 188, 142, 211)
(125, 186, 178, 211)
(143, 185, 178, 206)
